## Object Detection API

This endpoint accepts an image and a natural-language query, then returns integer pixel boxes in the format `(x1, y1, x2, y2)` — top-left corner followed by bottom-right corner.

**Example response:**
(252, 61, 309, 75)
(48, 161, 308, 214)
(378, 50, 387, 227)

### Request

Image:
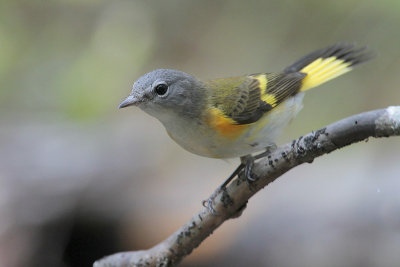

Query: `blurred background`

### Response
(1, 0, 400, 266)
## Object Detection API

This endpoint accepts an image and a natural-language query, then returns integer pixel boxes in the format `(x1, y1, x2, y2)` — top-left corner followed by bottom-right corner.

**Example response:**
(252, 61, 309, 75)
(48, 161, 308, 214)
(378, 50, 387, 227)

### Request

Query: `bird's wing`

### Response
(206, 72, 305, 125)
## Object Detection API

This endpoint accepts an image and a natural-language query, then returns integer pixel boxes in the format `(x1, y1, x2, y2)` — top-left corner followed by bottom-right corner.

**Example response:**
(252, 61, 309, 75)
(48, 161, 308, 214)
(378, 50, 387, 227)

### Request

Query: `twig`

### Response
(94, 106, 400, 267)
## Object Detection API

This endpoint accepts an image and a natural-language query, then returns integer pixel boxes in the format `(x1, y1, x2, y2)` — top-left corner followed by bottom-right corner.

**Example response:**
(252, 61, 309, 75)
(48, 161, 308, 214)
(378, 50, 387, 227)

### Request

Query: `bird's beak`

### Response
(119, 95, 139, 109)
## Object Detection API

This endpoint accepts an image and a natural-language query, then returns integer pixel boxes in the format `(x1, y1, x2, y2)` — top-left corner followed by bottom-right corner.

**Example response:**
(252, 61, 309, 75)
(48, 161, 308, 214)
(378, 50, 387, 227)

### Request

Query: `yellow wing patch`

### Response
(300, 56, 353, 91)
(261, 93, 278, 107)
(253, 74, 278, 107)
(253, 74, 267, 91)
(206, 107, 247, 139)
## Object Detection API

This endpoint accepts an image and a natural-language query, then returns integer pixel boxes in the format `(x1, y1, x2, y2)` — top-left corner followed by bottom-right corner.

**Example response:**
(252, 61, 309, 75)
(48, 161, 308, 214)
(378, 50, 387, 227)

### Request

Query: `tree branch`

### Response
(94, 106, 400, 267)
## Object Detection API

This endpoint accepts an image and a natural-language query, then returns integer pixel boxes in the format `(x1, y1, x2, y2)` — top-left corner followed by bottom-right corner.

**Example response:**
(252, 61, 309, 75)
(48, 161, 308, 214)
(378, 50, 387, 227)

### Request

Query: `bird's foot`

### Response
(203, 144, 277, 215)
(241, 155, 257, 182)
(202, 163, 244, 215)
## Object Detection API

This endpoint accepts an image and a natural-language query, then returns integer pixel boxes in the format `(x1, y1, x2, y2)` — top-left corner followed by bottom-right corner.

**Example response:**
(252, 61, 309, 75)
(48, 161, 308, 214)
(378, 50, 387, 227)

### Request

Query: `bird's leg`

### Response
(241, 155, 256, 182)
(254, 143, 278, 159)
(242, 143, 277, 182)
(203, 144, 277, 215)
(203, 162, 245, 215)
(264, 143, 277, 154)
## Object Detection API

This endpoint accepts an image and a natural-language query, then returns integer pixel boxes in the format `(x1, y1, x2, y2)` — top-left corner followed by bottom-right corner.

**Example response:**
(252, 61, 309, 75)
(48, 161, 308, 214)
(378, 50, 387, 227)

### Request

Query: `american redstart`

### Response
(119, 43, 372, 213)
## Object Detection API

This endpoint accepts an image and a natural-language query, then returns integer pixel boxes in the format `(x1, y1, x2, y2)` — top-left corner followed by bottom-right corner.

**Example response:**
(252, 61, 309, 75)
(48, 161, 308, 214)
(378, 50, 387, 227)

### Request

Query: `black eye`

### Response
(155, 83, 168, 95)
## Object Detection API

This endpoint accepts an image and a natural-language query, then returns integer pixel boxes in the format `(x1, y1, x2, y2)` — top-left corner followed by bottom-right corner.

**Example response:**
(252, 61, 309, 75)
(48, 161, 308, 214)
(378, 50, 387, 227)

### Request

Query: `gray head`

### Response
(119, 69, 205, 120)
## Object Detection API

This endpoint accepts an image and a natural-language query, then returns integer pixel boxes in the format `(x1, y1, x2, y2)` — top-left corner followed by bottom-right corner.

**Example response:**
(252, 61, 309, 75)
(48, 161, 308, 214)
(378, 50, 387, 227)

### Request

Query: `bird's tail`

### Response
(284, 43, 373, 92)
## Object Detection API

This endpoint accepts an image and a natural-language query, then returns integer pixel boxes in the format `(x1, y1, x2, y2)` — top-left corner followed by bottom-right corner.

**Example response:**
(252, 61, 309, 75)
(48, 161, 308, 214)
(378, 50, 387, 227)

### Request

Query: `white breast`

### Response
(159, 93, 305, 159)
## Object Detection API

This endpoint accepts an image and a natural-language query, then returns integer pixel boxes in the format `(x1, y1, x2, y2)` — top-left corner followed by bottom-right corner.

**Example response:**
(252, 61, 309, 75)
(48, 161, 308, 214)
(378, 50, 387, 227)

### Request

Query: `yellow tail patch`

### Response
(300, 56, 353, 91)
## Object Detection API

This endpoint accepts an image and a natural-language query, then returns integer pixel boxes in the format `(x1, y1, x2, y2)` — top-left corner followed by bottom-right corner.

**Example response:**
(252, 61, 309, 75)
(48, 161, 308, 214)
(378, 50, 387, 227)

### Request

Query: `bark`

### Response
(94, 106, 400, 267)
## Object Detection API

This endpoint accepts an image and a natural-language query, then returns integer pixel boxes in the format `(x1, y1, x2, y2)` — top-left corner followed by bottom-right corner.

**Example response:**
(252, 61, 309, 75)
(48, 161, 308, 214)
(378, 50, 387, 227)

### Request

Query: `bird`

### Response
(119, 43, 372, 214)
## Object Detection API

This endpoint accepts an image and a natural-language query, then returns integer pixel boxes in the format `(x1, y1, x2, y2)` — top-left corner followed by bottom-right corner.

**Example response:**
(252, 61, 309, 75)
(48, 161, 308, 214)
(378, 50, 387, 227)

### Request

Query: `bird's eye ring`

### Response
(155, 83, 168, 96)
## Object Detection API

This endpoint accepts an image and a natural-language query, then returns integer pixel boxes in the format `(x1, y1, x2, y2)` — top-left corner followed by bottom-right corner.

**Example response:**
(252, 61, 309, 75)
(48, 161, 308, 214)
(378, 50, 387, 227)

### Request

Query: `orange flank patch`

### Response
(206, 108, 247, 139)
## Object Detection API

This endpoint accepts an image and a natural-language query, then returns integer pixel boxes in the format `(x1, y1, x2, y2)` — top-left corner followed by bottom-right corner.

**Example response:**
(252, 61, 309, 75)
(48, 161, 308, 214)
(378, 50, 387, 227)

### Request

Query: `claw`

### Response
(202, 145, 277, 215)
(202, 197, 219, 215)
(243, 157, 256, 182)
(202, 185, 224, 215)
(241, 155, 258, 182)
(264, 143, 277, 154)
(203, 163, 244, 215)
